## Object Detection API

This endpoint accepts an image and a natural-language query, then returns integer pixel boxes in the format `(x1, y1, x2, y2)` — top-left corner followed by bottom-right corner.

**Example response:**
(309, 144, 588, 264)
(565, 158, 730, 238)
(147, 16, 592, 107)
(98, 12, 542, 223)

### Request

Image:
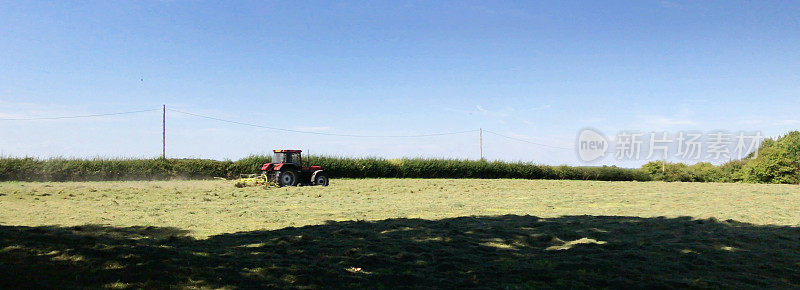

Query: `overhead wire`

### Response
(0, 107, 575, 149)
(167, 108, 479, 138)
(0, 108, 160, 121)
(483, 129, 574, 150)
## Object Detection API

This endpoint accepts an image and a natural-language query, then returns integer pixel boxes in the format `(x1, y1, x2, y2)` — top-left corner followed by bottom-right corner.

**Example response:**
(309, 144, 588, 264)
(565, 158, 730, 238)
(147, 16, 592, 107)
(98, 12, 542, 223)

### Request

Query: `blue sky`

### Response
(1, 1, 798, 165)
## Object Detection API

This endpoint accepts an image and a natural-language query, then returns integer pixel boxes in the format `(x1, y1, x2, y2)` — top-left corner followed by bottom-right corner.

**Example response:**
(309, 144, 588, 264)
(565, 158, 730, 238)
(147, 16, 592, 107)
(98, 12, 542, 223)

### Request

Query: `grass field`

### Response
(2, 179, 800, 288)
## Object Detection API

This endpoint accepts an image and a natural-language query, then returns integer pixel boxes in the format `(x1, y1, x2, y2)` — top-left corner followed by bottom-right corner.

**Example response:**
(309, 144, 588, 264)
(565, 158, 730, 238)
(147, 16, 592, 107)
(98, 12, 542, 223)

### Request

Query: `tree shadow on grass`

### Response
(1, 215, 799, 289)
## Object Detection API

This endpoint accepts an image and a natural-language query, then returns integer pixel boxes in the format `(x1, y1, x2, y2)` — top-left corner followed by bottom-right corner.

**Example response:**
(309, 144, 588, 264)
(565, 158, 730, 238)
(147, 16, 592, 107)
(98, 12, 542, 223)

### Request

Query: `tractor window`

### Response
(289, 152, 302, 166)
(273, 152, 286, 163)
(273, 152, 302, 165)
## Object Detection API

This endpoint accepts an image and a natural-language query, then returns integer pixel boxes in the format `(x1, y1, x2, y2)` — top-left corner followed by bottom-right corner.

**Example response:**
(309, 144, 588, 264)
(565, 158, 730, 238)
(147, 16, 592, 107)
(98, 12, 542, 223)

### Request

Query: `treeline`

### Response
(0, 155, 649, 182)
(642, 131, 800, 184)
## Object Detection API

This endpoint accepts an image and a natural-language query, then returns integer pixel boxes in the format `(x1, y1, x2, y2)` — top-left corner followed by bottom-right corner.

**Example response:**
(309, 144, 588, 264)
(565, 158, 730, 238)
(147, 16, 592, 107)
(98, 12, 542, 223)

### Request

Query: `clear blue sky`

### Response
(1, 1, 798, 165)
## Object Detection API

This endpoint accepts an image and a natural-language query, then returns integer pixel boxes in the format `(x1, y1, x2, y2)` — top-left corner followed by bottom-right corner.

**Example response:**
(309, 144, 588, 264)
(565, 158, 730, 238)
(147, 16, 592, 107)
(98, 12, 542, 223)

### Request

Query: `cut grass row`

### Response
(0, 156, 650, 182)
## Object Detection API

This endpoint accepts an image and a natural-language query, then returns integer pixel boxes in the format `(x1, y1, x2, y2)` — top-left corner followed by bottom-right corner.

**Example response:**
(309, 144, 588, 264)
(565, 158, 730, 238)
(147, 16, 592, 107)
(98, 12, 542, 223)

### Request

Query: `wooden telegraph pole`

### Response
(162, 105, 166, 159)
(479, 128, 483, 160)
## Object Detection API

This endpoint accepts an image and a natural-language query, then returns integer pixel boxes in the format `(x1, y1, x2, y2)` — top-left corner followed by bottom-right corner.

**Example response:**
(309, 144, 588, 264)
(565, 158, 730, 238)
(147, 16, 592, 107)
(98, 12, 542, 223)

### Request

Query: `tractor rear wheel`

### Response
(277, 170, 298, 187)
(312, 171, 329, 186)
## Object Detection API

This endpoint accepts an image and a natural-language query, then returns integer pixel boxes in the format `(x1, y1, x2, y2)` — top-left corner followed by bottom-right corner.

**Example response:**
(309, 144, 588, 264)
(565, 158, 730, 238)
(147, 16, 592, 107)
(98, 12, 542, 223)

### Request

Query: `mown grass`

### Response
(1, 179, 799, 288)
(0, 156, 650, 182)
(3, 216, 798, 289)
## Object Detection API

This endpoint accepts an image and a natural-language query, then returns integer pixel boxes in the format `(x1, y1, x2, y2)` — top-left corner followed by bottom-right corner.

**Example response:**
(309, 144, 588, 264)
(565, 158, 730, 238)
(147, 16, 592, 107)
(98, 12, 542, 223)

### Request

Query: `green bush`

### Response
(719, 159, 748, 182)
(641, 131, 800, 184)
(687, 162, 725, 182)
(735, 132, 800, 184)
(642, 161, 689, 182)
(643, 161, 727, 183)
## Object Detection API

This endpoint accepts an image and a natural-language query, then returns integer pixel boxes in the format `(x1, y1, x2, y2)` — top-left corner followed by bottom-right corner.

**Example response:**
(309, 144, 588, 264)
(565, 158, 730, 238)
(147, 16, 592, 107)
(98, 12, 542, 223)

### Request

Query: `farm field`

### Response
(2, 179, 800, 288)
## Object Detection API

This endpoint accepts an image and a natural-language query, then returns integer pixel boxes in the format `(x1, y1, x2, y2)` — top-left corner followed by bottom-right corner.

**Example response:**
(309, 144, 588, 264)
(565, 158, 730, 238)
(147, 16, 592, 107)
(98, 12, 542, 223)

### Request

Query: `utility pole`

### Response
(479, 128, 483, 160)
(162, 104, 166, 159)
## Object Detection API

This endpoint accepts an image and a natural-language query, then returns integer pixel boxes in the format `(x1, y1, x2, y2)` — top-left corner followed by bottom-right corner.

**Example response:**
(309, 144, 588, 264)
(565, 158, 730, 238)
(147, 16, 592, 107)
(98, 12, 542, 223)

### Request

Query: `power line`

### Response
(167, 108, 479, 138)
(0, 108, 160, 121)
(0, 106, 574, 150)
(483, 129, 574, 150)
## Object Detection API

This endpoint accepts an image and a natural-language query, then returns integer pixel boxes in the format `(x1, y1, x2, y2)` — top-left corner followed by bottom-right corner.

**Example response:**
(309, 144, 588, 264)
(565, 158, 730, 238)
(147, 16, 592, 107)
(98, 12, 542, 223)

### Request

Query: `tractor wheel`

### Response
(312, 171, 329, 186)
(277, 170, 298, 187)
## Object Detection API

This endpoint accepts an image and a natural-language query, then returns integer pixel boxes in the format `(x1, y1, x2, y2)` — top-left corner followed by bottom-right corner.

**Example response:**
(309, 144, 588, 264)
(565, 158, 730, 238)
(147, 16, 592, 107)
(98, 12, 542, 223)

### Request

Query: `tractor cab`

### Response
(261, 150, 328, 187)
(272, 150, 303, 166)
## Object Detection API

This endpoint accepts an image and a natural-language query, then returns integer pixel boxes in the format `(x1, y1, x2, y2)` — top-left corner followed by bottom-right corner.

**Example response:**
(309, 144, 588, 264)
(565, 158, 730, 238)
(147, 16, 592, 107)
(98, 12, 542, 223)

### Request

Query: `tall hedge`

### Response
(0, 158, 231, 182)
(0, 156, 650, 182)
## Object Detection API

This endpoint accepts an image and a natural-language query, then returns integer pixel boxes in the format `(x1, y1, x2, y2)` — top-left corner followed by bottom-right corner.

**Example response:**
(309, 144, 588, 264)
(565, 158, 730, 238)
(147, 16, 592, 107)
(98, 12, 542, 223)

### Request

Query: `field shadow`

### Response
(2, 215, 799, 288)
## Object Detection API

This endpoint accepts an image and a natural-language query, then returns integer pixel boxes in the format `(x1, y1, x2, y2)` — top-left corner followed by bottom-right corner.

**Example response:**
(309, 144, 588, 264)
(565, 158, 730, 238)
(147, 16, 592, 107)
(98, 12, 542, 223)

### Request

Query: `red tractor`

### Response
(261, 150, 329, 187)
